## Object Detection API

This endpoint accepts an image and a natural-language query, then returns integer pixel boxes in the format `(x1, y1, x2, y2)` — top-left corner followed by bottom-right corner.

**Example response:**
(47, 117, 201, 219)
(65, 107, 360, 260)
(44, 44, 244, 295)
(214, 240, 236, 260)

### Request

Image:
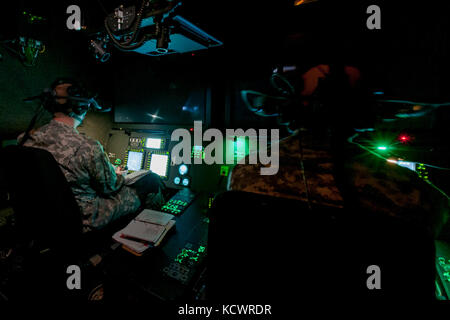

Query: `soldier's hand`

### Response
(115, 165, 125, 175)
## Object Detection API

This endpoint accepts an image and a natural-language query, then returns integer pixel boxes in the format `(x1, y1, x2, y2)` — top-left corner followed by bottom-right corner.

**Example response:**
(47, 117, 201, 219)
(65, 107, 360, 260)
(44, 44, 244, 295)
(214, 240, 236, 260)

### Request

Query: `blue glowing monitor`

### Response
(127, 151, 144, 171)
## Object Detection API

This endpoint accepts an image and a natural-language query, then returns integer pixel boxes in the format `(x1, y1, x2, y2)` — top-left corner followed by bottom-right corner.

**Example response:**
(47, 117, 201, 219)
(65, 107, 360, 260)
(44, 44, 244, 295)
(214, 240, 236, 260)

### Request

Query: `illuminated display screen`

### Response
(225, 136, 249, 163)
(235, 136, 247, 160)
(149, 154, 169, 177)
(397, 161, 416, 172)
(114, 70, 206, 125)
(127, 151, 144, 171)
(191, 145, 204, 159)
(145, 138, 162, 149)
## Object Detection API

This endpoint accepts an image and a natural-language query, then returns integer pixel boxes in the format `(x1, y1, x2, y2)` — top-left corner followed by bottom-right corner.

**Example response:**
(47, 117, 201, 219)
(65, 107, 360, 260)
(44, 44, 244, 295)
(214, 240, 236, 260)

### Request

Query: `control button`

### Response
(179, 164, 188, 175)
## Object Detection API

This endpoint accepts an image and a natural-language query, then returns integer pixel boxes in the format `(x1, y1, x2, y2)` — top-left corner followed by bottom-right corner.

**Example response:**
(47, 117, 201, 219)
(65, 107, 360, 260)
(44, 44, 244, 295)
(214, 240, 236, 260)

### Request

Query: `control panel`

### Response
(163, 243, 206, 285)
(128, 137, 145, 149)
(436, 240, 450, 300)
(107, 129, 212, 191)
(128, 136, 168, 151)
(123, 135, 171, 180)
(191, 145, 204, 160)
(161, 188, 196, 215)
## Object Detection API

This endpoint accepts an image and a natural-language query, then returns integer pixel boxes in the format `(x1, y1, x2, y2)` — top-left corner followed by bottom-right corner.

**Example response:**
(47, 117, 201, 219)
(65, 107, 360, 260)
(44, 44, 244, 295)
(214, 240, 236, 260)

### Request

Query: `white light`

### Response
(397, 161, 416, 172)
(150, 154, 168, 177)
(146, 112, 163, 120)
(386, 159, 416, 171)
(145, 138, 162, 149)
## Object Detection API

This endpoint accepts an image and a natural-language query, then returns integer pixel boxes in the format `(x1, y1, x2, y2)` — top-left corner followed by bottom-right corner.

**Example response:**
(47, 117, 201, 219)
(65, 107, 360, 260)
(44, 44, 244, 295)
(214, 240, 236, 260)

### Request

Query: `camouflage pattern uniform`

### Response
(343, 149, 448, 230)
(229, 132, 448, 232)
(19, 119, 141, 232)
(229, 133, 344, 208)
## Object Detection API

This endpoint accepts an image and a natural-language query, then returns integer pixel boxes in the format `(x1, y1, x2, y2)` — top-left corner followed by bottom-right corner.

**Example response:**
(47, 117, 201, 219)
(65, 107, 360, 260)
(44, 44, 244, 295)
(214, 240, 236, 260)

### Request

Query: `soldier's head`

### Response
(241, 64, 369, 135)
(46, 78, 90, 128)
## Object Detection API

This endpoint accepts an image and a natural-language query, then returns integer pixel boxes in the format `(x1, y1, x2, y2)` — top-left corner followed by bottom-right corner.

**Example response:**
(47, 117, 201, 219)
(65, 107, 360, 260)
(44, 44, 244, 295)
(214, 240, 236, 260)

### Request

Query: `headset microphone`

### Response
(23, 88, 53, 102)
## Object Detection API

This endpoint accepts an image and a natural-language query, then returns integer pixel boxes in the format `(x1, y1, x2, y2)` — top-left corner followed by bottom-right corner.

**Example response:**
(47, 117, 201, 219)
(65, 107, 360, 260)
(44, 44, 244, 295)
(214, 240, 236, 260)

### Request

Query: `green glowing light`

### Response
(225, 136, 250, 163)
(377, 146, 387, 150)
(220, 165, 229, 177)
(234, 136, 247, 160)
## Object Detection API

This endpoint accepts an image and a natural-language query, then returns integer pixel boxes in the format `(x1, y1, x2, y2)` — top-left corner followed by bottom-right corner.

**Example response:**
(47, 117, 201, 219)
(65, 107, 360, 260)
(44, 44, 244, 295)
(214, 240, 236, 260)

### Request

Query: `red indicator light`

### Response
(398, 133, 413, 144)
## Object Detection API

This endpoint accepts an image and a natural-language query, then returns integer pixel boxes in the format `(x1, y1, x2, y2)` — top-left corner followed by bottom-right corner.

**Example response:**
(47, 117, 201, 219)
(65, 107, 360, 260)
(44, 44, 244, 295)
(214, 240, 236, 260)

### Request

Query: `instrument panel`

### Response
(120, 133, 192, 189)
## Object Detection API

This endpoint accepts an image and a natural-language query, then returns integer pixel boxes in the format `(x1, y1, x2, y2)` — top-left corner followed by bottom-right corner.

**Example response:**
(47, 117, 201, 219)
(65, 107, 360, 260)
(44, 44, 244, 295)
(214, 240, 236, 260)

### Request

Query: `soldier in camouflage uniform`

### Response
(229, 132, 344, 208)
(229, 65, 355, 208)
(18, 79, 161, 232)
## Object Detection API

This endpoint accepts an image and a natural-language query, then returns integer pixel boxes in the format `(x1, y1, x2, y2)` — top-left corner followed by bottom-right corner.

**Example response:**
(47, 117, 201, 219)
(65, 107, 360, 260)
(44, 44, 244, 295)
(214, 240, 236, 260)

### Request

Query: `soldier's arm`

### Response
(88, 141, 125, 195)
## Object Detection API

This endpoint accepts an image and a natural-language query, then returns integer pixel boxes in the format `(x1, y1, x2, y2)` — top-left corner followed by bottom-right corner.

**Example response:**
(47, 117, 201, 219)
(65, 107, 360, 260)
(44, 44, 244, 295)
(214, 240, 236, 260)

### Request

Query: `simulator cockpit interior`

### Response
(1, 0, 450, 306)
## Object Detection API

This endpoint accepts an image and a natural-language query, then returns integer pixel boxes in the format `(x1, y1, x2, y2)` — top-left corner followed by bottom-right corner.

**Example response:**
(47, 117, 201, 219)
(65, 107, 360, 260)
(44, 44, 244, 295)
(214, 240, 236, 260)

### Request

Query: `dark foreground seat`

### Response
(206, 191, 435, 302)
(0, 145, 121, 301)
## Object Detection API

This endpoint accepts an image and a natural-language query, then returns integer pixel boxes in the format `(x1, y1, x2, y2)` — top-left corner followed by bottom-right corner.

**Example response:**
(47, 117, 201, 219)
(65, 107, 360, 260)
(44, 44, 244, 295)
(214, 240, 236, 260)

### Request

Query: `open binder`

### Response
(113, 209, 175, 256)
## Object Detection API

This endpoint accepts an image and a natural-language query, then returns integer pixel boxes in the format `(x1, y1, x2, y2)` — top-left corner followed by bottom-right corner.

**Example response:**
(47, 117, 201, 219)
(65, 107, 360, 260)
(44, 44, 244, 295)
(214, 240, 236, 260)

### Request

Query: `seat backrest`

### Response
(207, 190, 435, 301)
(0, 145, 82, 251)
(207, 191, 338, 301)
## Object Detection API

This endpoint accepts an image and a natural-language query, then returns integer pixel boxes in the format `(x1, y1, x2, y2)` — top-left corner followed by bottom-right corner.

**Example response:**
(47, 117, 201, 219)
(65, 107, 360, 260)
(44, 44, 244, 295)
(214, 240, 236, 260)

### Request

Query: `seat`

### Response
(0, 145, 132, 252)
(1, 145, 83, 253)
(0, 145, 118, 301)
(206, 190, 435, 301)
